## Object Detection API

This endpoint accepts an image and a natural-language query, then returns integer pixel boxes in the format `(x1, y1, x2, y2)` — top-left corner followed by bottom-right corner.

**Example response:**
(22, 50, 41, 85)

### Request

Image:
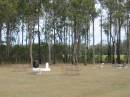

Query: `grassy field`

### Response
(0, 64, 130, 97)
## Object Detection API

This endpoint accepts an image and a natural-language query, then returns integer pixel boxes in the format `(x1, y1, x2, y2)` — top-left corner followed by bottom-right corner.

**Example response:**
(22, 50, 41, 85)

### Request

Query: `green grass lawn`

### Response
(0, 64, 130, 97)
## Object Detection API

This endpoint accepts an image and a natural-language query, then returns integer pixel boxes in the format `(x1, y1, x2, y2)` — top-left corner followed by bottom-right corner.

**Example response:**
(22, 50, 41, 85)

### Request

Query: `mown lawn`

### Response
(0, 64, 130, 97)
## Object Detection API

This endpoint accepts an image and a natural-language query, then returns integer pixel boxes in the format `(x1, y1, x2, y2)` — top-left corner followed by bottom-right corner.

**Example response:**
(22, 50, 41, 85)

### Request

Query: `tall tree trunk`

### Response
(28, 16, 33, 67)
(48, 41, 52, 64)
(22, 18, 24, 46)
(112, 27, 116, 65)
(32, 24, 35, 44)
(63, 20, 66, 63)
(6, 23, 10, 57)
(71, 24, 74, 64)
(87, 27, 90, 63)
(128, 21, 130, 64)
(84, 31, 87, 65)
(44, 13, 48, 44)
(107, 33, 110, 63)
(114, 36, 117, 63)
(77, 24, 80, 63)
(92, 19, 95, 64)
(25, 24, 28, 63)
(38, 16, 41, 64)
(66, 25, 68, 63)
(72, 18, 78, 65)
(112, 23, 116, 64)
(100, 14, 103, 63)
(69, 25, 71, 62)
(127, 16, 129, 64)
(0, 24, 2, 45)
(109, 14, 112, 63)
(84, 25, 89, 65)
(18, 31, 20, 45)
(117, 23, 121, 64)
(0, 24, 2, 64)
(112, 39, 115, 64)
(53, 24, 56, 64)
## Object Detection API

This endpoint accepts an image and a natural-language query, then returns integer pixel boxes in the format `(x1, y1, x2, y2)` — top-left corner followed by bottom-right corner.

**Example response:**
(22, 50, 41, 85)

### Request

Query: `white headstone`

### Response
(46, 62, 49, 69)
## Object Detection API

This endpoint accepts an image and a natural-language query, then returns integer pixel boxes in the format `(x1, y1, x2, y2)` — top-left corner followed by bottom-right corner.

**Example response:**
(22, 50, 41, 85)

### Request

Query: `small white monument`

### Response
(42, 62, 51, 71)
(32, 62, 51, 73)
(100, 63, 104, 68)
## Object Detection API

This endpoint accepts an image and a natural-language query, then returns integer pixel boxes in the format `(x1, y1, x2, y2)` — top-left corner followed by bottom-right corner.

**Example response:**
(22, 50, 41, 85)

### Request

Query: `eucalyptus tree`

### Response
(0, 24, 2, 45)
(22, 0, 42, 66)
(98, 5, 103, 63)
(45, 0, 57, 64)
(79, 0, 94, 65)
(99, 0, 117, 63)
(68, 0, 84, 64)
(90, 8, 98, 64)
(0, 0, 19, 58)
(102, 20, 110, 61)
(36, 0, 42, 64)
(43, 0, 70, 64)
(83, 16, 90, 65)
(100, 11, 103, 63)
(53, 0, 68, 63)
(98, 0, 125, 64)
(18, 0, 26, 46)
(125, 0, 130, 64)
(113, 0, 125, 64)
(100, 0, 126, 64)
(42, 0, 56, 64)
(67, 0, 96, 65)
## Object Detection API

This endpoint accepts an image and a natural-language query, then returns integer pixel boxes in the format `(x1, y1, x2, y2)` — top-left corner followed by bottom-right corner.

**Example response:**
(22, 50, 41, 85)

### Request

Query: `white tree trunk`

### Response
(28, 16, 33, 67)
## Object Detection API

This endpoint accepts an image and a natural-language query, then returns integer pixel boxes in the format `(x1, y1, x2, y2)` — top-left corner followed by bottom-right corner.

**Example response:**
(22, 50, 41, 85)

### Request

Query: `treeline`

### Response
(0, 41, 127, 64)
(0, 0, 130, 65)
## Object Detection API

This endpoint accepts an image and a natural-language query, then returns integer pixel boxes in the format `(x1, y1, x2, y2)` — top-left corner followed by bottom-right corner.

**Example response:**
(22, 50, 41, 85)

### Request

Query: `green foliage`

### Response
(0, 0, 18, 23)
(67, 0, 96, 23)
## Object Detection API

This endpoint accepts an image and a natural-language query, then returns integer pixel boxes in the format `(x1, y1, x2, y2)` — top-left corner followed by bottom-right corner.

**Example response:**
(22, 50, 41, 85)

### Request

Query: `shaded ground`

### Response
(0, 64, 130, 97)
